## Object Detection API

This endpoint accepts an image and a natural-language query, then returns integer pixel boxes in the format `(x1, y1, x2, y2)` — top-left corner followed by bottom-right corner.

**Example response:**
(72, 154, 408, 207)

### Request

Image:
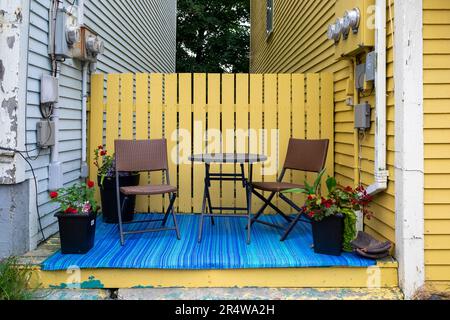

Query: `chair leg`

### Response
(246, 184, 252, 245)
(247, 192, 276, 227)
(162, 194, 175, 226)
(117, 196, 128, 246)
(169, 193, 181, 240)
(280, 212, 303, 242)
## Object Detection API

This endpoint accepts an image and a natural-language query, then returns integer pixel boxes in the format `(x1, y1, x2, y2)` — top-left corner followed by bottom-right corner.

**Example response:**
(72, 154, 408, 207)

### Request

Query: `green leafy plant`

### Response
(50, 181, 98, 214)
(0, 257, 39, 300)
(283, 170, 374, 252)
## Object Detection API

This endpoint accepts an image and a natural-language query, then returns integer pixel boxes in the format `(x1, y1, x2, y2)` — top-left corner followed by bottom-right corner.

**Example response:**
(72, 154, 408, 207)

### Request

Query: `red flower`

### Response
(50, 191, 58, 199)
(100, 150, 107, 156)
(64, 207, 78, 214)
(344, 186, 353, 193)
(98, 145, 103, 150)
(307, 195, 314, 201)
(87, 180, 95, 188)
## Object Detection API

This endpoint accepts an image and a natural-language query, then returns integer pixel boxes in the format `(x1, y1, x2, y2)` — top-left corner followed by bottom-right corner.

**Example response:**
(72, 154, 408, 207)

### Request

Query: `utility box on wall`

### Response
(334, 0, 375, 59)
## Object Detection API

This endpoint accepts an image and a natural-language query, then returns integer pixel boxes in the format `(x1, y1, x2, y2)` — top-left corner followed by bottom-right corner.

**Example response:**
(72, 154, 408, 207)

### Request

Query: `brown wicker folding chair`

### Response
(249, 138, 329, 241)
(115, 139, 180, 245)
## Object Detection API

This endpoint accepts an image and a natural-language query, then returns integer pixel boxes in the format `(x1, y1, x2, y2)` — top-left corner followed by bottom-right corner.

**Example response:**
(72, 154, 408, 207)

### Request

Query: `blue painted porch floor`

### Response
(41, 214, 375, 271)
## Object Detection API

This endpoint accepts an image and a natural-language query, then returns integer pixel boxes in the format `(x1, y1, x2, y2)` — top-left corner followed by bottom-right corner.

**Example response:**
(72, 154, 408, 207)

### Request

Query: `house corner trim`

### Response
(394, 0, 425, 299)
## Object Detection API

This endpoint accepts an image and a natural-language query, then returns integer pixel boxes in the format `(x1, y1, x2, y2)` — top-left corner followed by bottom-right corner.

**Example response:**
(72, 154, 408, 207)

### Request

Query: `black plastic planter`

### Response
(98, 174, 140, 224)
(55, 211, 97, 254)
(311, 214, 344, 256)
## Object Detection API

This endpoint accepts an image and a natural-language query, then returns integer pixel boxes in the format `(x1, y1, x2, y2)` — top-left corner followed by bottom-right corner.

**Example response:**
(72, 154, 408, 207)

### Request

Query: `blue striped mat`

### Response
(41, 214, 375, 270)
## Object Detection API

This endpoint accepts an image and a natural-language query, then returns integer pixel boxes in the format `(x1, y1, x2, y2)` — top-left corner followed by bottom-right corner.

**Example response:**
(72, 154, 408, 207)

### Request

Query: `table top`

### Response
(189, 153, 267, 164)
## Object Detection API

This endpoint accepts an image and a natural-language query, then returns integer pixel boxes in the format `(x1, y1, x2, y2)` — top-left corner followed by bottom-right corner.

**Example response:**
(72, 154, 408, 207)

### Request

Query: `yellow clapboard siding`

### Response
(236, 74, 250, 209)
(222, 74, 236, 210)
(89, 74, 104, 201)
(164, 74, 179, 211)
(425, 250, 450, 265)
(426, 266, 450, 281)
(207, 74, 222, 211)
(149, 74, 164, 213)
(135, 73, 149, 212)
(178, 74, 192, 213)
(192, 74, 206, 213)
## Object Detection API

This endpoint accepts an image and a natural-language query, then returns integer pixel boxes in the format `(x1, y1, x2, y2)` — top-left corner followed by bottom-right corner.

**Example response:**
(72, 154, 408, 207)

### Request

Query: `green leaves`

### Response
(176, 0, 250, 73)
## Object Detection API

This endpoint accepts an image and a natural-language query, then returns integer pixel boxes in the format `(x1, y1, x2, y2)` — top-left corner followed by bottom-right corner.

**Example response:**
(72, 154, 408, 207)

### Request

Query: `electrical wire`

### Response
(0, 147, 46, 242)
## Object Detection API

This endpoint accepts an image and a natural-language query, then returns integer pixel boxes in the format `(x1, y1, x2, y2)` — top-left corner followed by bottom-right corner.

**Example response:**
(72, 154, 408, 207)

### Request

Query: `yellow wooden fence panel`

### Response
(89, 72, 334, 215)
(89, 73, 104, 199)
(235, 74, 249, 209)
(292, 74, 306, 206)
(207, 74, 222, 212)
(178, 73, 192, 213)
(164, 74, 179, 211)
(249, 74, 264, 211)
(193, 74, 206, 213)
(120, 74, 134, 140)
(263, 74, 278, 213)
(135, 73, 149, 212)
(277, 74, 292, 213)
(321, 73, 335, 191)
(106, 74, 120, 154)
(222, 74, 236, 210)
(149, 74, 164, 212)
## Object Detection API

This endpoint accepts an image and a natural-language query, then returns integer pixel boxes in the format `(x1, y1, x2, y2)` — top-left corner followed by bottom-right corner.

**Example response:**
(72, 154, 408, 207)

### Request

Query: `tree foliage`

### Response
(177, 0, 250, 73)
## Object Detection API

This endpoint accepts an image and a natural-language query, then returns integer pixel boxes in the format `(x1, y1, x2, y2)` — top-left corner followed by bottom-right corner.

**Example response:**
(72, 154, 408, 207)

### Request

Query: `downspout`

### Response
(48, 0, 63, 191)
(78, 0, 89, 178)
(366, 0, 389, 195)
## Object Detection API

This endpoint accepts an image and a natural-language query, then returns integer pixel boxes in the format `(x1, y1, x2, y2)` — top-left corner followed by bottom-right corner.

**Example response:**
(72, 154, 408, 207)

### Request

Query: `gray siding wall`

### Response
(26, 0, 176, 246)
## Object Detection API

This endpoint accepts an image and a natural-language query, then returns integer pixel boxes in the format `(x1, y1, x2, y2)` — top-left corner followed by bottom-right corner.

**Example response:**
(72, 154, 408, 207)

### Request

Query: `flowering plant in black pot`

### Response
(50, 181, 99, 254)
(283, 170, 374, 256)
(94, 145, 140, 224)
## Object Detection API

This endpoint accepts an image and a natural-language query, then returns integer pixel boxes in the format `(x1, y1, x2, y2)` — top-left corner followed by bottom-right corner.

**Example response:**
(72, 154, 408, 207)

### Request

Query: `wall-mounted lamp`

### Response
(344, 8, 361, 34)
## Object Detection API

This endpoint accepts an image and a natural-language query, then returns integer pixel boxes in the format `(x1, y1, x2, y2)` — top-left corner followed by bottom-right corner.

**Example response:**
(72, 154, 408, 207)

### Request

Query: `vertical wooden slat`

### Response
(120, 74, 134, 140)
(106, 74, 120, 153)
(292, 74, 306, 206)
(207, 74, 222, 210)
(135, 73, 149, 212)
(277, 74, 292, 213)
(193, 74, 206, 213)
(89, 73, 104, 202)
(263, 74, 278, 212)
(222, 74, 236, 210)
(178, 73, 192, 213)
(306, 73, 320, 185)
(320, 73, 335, 191)
(236, 74, 249, 209)
(164, 74, 179, 211)
(249, 74, 264, 211)
(149, 74, 164, 212)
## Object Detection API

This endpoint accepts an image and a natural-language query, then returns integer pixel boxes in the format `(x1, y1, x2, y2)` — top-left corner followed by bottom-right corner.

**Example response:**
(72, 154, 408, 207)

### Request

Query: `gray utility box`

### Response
(37, 120, 56, 148)
(354, 102, 371, 130)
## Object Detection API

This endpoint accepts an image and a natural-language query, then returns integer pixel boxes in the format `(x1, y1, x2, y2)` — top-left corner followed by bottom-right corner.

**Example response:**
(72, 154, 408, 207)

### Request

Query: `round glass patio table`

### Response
(188, 153, 267, 244)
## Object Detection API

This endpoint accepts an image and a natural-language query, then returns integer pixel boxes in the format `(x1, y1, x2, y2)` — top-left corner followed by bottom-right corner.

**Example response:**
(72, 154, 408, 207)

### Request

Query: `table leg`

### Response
(246, 163, 253, 244)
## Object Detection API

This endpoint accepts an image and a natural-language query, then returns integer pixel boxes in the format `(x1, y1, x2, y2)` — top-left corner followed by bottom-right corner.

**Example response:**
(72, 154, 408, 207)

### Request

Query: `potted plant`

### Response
(50, 181, 99, 254)
(94, 145, 140, 224)
(284, 170, 373, 256)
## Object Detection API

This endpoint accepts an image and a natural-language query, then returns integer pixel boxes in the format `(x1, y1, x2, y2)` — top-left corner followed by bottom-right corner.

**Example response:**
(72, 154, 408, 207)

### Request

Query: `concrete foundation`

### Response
(0, 180, 30, 260)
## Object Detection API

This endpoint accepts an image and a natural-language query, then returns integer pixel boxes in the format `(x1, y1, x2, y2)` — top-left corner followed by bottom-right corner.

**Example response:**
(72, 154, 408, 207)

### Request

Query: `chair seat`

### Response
(251, 181, 304, 192)
(120, 184, 177, 195)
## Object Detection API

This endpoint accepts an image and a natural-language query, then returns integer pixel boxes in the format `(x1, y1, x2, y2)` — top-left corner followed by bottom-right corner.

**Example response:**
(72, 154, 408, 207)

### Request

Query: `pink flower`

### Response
(82, 202, 91, 214)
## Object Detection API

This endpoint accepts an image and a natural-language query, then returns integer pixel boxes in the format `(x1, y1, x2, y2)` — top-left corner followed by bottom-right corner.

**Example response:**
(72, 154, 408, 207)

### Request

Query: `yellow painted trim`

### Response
(31, 264, 398, 289)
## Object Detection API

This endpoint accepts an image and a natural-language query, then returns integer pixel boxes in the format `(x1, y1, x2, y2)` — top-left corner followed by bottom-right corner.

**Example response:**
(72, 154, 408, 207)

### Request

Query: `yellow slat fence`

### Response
(89, 73, 334, 214)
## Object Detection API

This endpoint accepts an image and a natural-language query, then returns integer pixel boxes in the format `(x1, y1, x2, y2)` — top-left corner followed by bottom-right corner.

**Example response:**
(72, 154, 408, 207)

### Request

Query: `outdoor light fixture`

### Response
(327, 23, 340, 43)
(344, 8, 361, 34)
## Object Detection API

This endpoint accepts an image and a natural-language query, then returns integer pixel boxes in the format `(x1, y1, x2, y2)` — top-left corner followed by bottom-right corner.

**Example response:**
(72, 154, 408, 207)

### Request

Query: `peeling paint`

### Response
(6, 36, 15, 49)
